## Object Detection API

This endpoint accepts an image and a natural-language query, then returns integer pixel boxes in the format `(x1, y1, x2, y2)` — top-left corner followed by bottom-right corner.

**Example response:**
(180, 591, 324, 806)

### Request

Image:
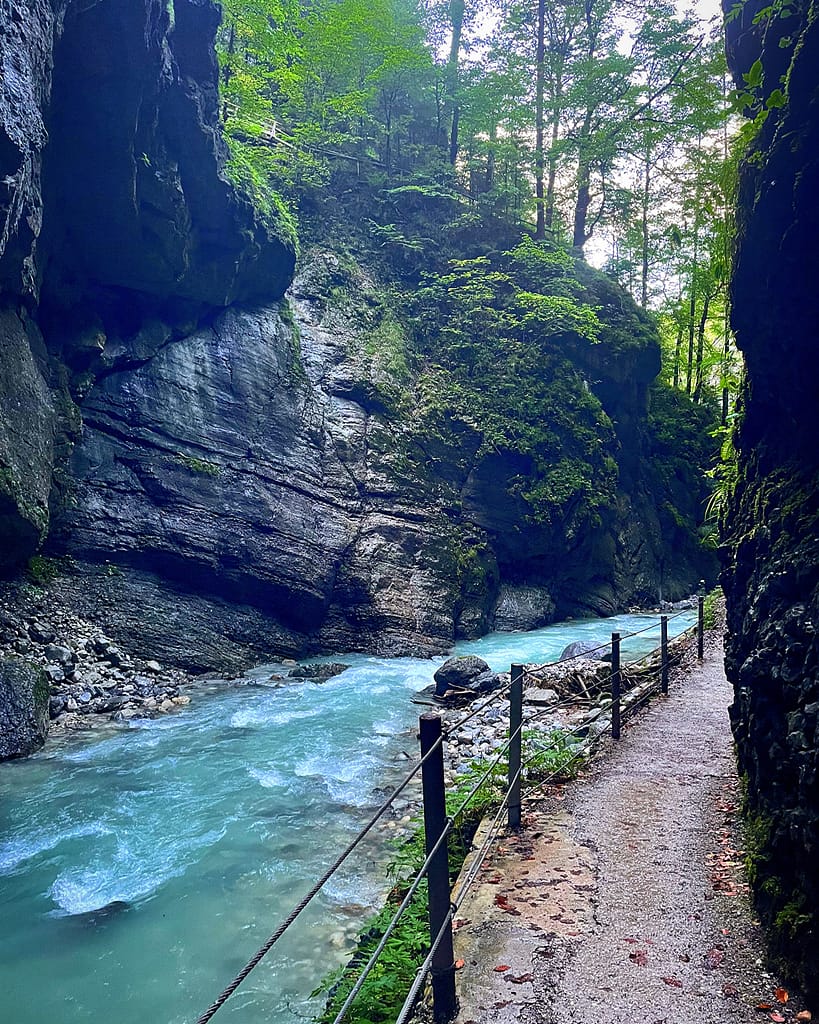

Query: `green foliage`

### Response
(773, 897, 812, 941)
(26, 556, 67, 586)
(174, 454, 222, 477)
(404, 235, 617, 529)
(363, 316, 412, 384)
(704, 421, 739, 533)
(743, 809, 773, 887)
(314, 889, 430, 1024)
(646, 381, 719, 551)
(521, 728, 586, 781)
(702, 587, 721, 629)
(214, 0, 730, 267)
(223, 139, 299, 252)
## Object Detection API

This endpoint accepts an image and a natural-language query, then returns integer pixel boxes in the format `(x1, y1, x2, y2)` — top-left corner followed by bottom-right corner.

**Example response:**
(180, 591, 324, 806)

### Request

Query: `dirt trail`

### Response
(451, 641, 809, 1024)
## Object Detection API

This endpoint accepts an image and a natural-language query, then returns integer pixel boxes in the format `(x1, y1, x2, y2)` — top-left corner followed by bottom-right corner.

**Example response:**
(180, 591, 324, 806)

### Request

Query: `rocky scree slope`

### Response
(722, 0, 819, 1000)
(1, 0, 714, 679)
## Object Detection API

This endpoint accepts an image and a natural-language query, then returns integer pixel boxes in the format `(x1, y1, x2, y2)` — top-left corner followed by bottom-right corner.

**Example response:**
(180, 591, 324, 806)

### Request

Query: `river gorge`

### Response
(0, 611, 694, 1024)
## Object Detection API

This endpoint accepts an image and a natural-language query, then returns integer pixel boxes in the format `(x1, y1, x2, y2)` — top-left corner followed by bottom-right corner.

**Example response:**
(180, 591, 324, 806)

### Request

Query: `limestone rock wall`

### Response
(0, 0, 296, 576)
(48, 253, 714, 671)
(722, 0, 819, 998)
(0, 0, 714, 676)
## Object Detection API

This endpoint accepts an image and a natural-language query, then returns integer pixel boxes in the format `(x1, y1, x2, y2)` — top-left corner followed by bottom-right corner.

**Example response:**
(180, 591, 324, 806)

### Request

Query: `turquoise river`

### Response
(0, 611, 694, 1024)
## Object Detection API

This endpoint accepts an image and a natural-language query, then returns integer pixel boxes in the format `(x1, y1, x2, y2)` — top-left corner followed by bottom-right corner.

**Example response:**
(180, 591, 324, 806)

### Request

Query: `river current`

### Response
(0, 611, 694, 1024)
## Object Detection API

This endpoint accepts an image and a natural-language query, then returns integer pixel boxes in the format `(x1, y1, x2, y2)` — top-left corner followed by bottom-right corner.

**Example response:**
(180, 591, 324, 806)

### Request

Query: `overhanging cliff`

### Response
(0, 0, 297, 573)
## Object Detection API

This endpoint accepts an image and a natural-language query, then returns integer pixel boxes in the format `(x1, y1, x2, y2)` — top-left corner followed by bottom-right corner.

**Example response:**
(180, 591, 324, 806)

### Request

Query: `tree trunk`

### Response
(486, 121, 497, 191)
(641, 146, 651, 309)
(535, 0, 547, 239)
(693, 291, 711, 402)
(545, 85, 561, 231)
(447, 0, 465, 164)
(673, 317, 684, 390)
(573, 154, 591, 249)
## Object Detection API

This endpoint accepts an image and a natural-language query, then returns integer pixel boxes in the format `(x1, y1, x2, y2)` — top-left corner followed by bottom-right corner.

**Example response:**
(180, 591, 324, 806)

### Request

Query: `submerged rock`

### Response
(288, 662, 351, 681)
(0, 657, 50, 759)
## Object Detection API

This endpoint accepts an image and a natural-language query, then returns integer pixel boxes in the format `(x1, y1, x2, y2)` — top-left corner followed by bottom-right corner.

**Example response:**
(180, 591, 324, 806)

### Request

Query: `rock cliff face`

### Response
(0, 0, 296, 577)
(1, 0, 713, 677)
(0, 657, 49, 759)
(722, 0, 819, 998)
(48, 252, 713, 671)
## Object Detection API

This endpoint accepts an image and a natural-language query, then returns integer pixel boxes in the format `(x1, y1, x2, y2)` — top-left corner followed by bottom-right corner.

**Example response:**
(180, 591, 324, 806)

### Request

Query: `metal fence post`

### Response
(661, 615, 669, 696)
(698, 596, 705, 660)
(508, 665, 523, 831)
(611, 632, 621, 740)
(419, 713, 457, 1022)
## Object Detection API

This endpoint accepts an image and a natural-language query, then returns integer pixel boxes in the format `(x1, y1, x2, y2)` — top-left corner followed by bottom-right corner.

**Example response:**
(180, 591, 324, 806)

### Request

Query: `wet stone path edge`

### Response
(449, 638, 810, 1024)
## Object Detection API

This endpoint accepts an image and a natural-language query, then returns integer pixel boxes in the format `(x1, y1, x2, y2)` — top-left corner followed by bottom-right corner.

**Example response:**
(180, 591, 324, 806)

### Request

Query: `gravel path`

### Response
(452, 640, 810, 1024)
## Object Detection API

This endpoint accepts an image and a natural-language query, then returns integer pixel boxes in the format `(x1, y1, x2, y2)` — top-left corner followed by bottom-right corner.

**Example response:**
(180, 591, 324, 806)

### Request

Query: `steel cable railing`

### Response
(193, 732, 447, 1024)
(195, 605, 702, 1024)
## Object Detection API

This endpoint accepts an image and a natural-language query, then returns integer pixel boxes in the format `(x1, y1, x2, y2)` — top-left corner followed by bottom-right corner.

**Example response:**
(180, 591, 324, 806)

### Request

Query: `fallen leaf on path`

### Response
(630, 950, 649, 966)
(661, 977, 683, 988)
(493, 965, 510, 973)
(756, 1003, 773, 1011)
(723, 984, 739, 998)
(455, 960, 465, 970)
(769, 1014, 786, 1023)
(705, 948, 725, 969)
(795, 1011, 812, 1022)
(507, 973, 534, 984)
(775, 988, 789, 1004)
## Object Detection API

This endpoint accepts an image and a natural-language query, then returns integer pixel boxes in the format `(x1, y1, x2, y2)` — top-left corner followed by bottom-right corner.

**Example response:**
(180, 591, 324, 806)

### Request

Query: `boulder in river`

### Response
(559, 640, 608, 662)
(433, 655, 491, 696)
(0, 657, 50, 759)
(288, 662, 351, 681)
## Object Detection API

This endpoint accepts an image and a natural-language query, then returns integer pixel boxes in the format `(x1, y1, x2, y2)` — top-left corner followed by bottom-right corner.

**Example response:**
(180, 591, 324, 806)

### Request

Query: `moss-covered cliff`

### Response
(1, 0, 716, 673)
(722, 0, 819, 998)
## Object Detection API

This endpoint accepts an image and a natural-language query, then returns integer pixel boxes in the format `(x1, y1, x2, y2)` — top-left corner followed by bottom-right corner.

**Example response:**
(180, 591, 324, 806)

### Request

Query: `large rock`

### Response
(0, 657, 49, 759)
(492, 585, 555, 632)
(721, 0, 819, 999)
(559, 640, 607, 663)
(0, 310, 62, 569)
(433, 656, 492, 696)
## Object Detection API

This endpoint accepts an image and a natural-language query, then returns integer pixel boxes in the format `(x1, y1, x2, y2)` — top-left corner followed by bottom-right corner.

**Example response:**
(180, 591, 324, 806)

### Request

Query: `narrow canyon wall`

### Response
(722, 0, 819, 997)
(0, 0, 296, 579)
(1, 0, 714, 675)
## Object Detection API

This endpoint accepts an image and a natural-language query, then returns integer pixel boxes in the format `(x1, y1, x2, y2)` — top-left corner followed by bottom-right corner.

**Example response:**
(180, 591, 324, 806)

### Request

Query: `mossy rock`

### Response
(0, 658, 50, 760)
